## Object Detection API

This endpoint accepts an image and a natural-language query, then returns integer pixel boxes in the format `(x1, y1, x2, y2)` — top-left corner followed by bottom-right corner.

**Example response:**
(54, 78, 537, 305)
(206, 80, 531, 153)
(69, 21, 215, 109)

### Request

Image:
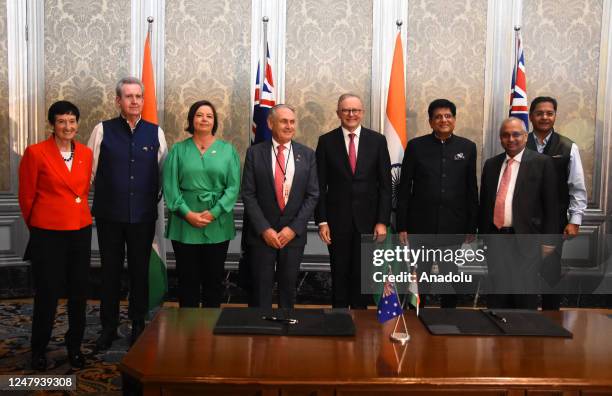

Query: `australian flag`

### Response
(377, 282, 403, 323)
(509, 29, 528, 131)
(252, 43, 276, 143)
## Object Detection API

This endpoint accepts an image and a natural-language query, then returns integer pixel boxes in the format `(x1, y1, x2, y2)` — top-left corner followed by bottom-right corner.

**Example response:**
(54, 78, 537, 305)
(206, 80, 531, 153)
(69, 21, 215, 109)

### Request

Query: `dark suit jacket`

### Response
(478, 148, 559, 239)
(314, 127, 391, 234)
(241, 140, 319, 247)
(397, 133, 478, 235)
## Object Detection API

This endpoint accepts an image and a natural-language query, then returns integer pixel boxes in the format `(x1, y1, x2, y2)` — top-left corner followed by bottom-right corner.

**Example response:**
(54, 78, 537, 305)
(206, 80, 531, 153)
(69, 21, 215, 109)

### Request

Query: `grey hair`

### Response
(499, 117, 527, 134)
(268, 104, 296, 120)
(115, 77, 144, 98)
(337, 93, 363, 110)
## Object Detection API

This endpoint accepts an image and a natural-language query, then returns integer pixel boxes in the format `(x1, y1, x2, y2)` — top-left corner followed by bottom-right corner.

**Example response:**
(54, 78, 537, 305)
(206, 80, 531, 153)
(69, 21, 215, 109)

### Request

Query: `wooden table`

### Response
(120, 308, 612, 396)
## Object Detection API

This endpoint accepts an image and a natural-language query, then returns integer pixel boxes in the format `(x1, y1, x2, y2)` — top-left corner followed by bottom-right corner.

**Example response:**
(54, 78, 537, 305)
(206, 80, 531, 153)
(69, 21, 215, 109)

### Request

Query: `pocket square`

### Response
(454, 153, 465, 160)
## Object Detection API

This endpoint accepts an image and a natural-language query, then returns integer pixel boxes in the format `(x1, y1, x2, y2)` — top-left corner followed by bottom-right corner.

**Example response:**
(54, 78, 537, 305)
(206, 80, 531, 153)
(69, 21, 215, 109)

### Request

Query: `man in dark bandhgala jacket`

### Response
(396, 99, 478, 308)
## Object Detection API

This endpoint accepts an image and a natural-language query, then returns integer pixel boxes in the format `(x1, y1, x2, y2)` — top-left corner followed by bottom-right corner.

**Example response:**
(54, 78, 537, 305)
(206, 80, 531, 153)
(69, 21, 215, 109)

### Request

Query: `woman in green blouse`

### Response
(163, 100, 240, 307)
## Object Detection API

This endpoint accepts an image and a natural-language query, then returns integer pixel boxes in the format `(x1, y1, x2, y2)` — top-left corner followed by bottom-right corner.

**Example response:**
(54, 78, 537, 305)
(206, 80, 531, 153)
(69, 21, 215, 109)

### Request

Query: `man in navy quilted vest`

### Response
(88, 77, 168, 349)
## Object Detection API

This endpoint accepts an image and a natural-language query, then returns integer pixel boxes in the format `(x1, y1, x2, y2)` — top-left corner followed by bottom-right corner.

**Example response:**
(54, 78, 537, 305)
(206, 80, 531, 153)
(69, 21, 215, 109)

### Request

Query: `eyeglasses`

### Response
(500, 132, 525, 139)
(339, 108, 363, 115)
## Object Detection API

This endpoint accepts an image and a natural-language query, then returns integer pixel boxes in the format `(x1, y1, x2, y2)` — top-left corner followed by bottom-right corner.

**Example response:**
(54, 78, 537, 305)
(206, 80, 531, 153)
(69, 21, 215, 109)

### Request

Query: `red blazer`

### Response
(19, 136, 93, 230)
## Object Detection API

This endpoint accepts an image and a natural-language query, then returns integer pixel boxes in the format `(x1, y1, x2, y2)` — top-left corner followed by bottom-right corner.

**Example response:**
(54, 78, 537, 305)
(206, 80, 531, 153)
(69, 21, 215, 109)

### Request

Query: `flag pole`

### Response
(389, 19, 410, 346)
(260, 16, 269, 109)
(511, 25, 520, 104)
(251, 16, 269, 148)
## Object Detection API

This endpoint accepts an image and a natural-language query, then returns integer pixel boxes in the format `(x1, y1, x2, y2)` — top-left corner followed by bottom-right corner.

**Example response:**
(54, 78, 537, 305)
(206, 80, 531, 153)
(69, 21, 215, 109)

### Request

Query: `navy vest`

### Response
(527, 130, 573, 229)
(92, 117, 160, 223)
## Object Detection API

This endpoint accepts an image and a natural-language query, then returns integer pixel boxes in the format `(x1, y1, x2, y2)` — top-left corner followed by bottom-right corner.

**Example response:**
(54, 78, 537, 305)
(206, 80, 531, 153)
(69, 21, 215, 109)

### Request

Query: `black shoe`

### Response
(95, 329, 118, 351)
(31, 351, 47, 371)
(67, 349, 85, 369)
(130, 320, 145, 346)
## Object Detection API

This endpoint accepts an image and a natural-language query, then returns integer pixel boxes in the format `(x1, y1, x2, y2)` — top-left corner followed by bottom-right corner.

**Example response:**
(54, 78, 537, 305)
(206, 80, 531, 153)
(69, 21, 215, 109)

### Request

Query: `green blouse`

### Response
(163, 138, 240, 244)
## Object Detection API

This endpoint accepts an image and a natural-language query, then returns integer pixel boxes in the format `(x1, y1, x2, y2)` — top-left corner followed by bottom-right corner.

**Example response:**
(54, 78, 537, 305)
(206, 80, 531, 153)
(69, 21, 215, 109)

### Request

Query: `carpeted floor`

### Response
(0, 300, 143, 395)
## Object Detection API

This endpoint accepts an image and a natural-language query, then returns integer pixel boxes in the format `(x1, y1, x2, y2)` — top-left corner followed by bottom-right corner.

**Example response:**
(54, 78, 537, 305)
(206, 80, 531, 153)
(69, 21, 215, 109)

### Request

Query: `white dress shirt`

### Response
(342, 125, 361, 157)
(533, 130, 587, 225)
(496, 148, 525, 227)
(271, 138, 295, 205)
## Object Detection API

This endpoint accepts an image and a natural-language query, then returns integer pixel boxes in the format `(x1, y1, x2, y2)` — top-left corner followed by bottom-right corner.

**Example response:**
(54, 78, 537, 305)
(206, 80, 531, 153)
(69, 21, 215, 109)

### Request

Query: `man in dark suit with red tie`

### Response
(241, 104, 319, 309)
(315, 93, 392, 309)
(479, 117, 559, 309)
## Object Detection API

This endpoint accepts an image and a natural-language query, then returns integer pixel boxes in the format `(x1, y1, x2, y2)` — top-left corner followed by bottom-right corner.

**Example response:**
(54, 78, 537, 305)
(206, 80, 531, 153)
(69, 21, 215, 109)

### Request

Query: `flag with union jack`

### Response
(509, 29, 528, 131)
(252, 43, 276, 143)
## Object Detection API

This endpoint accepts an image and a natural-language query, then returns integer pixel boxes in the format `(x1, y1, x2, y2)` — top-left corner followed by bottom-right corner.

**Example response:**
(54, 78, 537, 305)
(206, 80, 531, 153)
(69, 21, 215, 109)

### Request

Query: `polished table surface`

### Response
(120, 308, 612, 392)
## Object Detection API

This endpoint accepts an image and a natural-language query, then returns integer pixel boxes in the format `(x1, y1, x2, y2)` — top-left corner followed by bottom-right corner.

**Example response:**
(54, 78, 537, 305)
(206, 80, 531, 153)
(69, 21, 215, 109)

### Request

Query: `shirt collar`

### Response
(120, 114, 142, 131)
(506, 147, 526, 163)
(272, 138, 292, 151)
(342, 125, 361, 139)
(534, 129, 554, 146)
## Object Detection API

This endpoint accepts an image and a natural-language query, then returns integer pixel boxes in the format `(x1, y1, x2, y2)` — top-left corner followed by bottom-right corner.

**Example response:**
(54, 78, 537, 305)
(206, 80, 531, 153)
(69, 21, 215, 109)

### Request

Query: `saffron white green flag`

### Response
(383, 31, 419, 315)
(141, 27, 167, 310)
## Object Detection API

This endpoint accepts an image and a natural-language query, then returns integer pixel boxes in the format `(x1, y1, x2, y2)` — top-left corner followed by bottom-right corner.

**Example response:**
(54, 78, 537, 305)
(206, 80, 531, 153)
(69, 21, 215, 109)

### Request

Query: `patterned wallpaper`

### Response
(406, 0, 487, 159)
(523, 0, 601, 198)
(285, 0, 373, 149)
(164, 0, 251, 158)
(0, 0, 9, 191)
(44, 0, 130, 145)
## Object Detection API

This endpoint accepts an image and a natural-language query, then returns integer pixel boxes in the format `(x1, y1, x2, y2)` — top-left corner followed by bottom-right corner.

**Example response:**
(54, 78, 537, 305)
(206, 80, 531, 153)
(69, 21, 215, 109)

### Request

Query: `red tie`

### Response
(348, 133, 357, 174)
(275, 145, 286, 211)
(493, 158, 514, 229)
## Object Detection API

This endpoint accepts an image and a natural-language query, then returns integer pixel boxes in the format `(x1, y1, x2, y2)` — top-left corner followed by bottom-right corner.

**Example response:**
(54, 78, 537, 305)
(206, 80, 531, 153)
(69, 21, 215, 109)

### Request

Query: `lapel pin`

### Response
(75, 197, 82, 203)
(211, 150, 217, 155)
(143, 146, 149, 151)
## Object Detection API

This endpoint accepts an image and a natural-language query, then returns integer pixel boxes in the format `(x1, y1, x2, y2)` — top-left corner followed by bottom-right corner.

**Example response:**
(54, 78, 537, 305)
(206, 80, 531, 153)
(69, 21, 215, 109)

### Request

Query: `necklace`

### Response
(61, 142, 75, 162)
(194, 136, 214, 152)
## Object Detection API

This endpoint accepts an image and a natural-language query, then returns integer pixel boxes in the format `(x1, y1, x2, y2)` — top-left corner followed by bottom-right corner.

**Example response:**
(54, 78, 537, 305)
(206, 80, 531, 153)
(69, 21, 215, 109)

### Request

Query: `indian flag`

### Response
(141, 26, 167, 310)
(383, 31, 419, 315)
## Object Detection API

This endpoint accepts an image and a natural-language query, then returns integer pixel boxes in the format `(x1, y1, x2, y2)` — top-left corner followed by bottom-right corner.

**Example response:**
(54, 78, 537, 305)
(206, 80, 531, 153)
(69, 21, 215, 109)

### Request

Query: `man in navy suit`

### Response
(241, 104, 319, 309)
(315, 93, 392, 309)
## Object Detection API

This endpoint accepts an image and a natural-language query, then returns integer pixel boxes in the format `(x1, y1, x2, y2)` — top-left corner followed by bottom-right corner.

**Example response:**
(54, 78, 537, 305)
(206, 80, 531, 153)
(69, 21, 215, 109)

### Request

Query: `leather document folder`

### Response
(213, 308, 356, 336)
(419, 308, 572, 338)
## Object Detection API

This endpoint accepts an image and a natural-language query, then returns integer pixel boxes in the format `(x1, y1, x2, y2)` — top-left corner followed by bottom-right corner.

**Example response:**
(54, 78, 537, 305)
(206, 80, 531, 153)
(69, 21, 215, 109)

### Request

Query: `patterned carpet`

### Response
(0, 300, 144, 395)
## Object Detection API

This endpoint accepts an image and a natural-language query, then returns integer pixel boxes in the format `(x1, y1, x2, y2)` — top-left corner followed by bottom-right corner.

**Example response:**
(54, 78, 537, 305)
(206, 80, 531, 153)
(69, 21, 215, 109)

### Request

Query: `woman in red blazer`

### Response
(19, 101, 93, 370)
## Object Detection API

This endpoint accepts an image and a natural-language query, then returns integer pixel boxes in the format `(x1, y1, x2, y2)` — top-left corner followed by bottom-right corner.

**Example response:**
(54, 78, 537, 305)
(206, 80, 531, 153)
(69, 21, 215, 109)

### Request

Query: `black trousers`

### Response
(249, 244, 303, 309)
(171, 240, 229, 308)
(96, 221, 155, 330)
(540, 243, 562, 310)
(485, 229, 539, 310)
(328, 222, 370, 309)
(29, 226, 91, 353)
